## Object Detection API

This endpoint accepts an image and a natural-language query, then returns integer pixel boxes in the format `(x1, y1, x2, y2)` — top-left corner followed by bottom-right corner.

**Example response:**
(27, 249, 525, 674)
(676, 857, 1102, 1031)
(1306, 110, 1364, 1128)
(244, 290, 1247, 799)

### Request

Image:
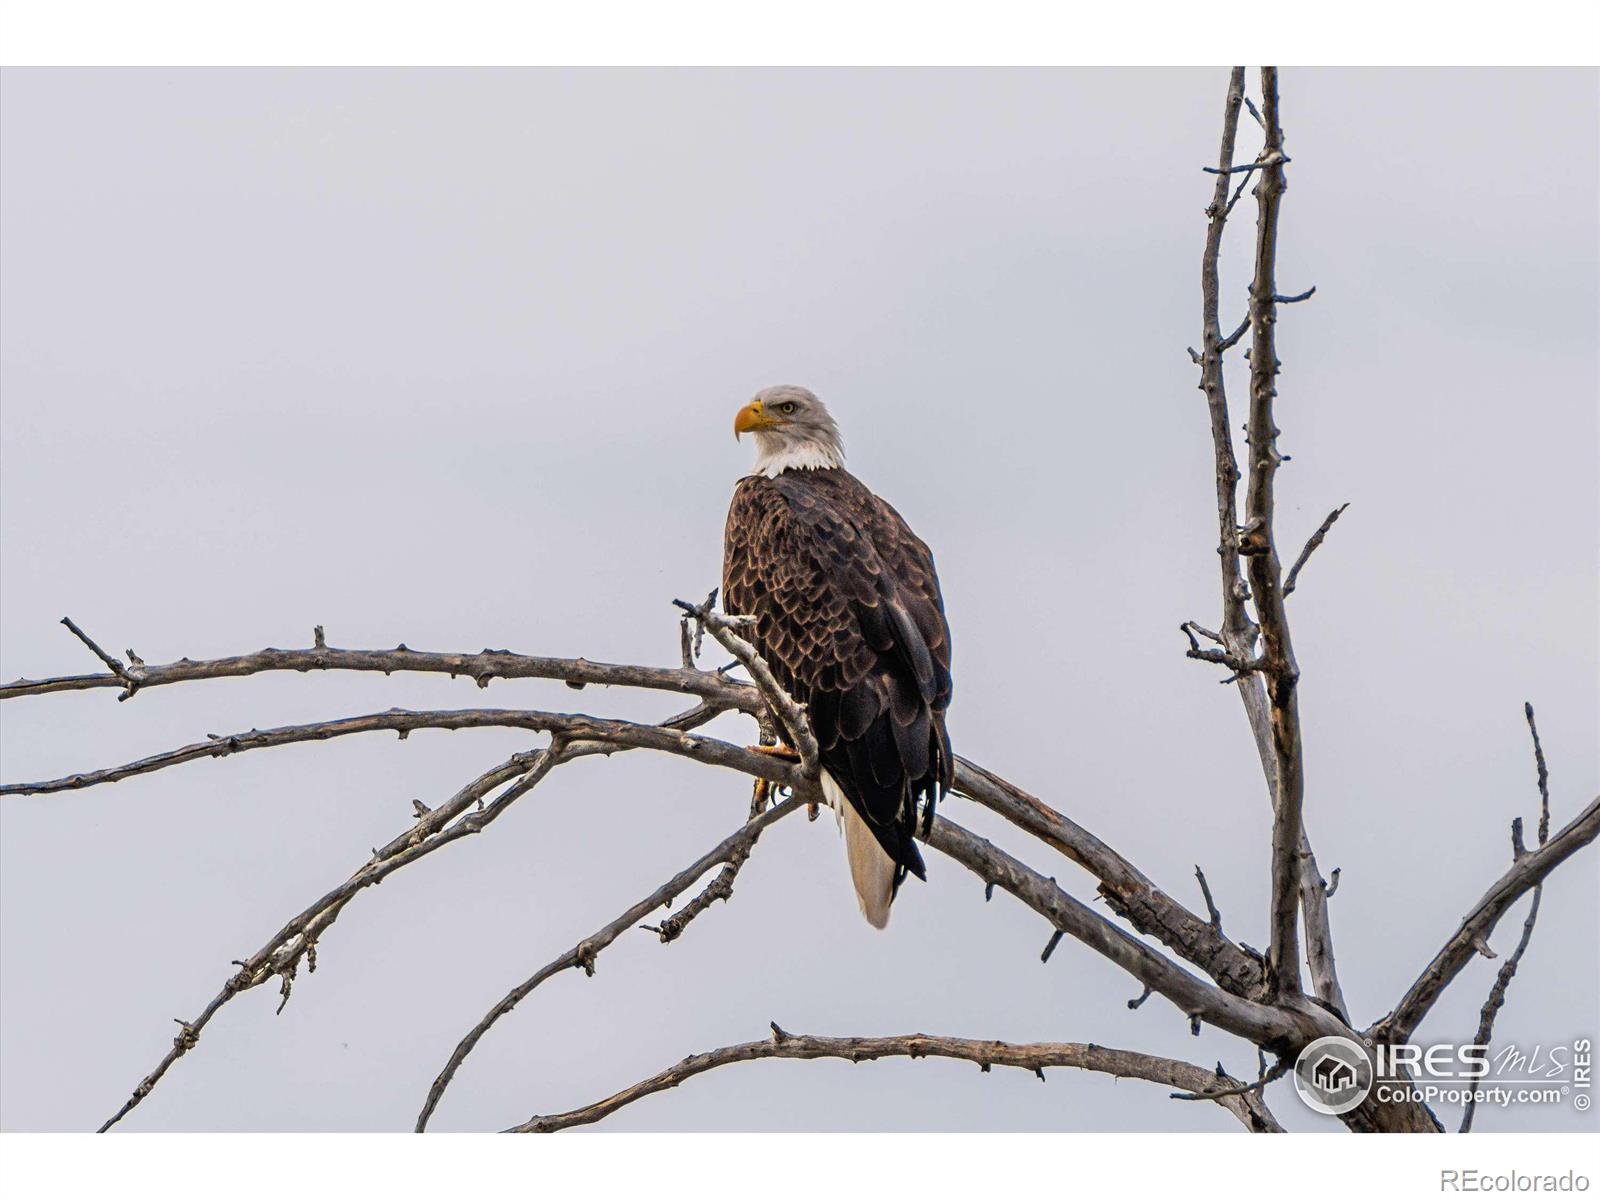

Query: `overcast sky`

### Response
(1, 68, 1595, 1134)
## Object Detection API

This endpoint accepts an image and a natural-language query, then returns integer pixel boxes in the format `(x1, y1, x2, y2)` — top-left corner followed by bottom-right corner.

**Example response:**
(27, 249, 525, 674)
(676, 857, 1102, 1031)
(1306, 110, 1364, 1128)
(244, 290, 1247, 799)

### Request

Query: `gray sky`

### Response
(1, 67, 1595, 1134)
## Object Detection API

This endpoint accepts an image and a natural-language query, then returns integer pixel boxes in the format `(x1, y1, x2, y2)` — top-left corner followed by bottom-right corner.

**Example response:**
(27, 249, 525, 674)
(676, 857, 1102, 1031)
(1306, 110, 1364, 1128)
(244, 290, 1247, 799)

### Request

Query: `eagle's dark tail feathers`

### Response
(822, 720, 951, 927)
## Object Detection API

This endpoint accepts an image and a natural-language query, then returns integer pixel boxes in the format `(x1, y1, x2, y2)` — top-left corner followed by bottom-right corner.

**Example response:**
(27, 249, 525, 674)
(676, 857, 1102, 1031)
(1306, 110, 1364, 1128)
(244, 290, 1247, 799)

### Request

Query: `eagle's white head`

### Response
(733, 385, 845, 478)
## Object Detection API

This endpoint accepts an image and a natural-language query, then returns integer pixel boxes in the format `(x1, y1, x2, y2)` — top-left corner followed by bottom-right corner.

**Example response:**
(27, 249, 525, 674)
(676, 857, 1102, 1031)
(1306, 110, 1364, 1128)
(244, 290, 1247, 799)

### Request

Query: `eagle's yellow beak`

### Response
(734, 400, 781, 440)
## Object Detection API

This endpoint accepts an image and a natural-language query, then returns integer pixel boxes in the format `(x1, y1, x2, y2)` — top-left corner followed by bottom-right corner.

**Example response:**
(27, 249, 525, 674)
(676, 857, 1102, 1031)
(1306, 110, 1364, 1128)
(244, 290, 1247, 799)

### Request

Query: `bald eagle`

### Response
(724, 385, 953, 927)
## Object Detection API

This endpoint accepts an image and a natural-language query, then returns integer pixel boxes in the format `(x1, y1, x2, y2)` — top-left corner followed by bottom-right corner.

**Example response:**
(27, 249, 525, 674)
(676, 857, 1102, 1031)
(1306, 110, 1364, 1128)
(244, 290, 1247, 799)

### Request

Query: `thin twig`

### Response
(1040, 930, 1065, 963)
(1203, 152, 1289, 175)
(1526, 703, 1550, 843)
(59, 616, 129, 678)
(1222, 173, 1254, 220)
(1282, 504, 1349, 597)
(1180, 622, 1259, 677)
(59, 616, 147, 698)
(1194, 865, 1225, 937)
(1171, 1054, 1290, 1103)
(646, 842, 758, 944)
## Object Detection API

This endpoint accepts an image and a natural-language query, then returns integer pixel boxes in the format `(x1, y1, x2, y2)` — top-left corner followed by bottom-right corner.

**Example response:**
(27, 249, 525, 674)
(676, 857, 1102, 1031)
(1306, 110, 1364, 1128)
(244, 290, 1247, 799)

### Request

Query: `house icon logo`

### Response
(1312, 1054, 1356, 1092)
(1293, 1036, 1374, 1115)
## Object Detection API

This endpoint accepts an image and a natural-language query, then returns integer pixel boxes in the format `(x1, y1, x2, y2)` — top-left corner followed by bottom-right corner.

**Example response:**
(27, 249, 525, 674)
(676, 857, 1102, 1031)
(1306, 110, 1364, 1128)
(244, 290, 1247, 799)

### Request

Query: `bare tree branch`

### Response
(1, 637, 757, 712)
(1282, 504, 1350, 597)
(1, 705, 801, 797)
(506, 1025, 1284, 1133)
(416, 795, 807, 1131)
(1370, 794, 1599, 1046)
(1188, 66, 1344, 1018)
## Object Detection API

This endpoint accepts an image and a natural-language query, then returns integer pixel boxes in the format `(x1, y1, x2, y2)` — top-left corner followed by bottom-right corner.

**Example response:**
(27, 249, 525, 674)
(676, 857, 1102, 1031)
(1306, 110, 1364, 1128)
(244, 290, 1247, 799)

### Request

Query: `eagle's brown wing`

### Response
(722, 468, 952, 887)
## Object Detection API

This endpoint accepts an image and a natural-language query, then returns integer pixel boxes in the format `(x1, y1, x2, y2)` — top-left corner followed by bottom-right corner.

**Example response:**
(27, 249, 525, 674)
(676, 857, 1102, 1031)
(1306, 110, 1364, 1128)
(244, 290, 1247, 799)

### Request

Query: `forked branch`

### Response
(1187, 66, 1339, 1014)
(1371, 794, 1599, 1046)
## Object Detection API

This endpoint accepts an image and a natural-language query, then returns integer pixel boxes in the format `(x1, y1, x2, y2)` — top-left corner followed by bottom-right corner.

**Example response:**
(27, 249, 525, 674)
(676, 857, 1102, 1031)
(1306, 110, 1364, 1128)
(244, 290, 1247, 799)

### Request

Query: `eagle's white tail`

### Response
(821, 770, 897, 929)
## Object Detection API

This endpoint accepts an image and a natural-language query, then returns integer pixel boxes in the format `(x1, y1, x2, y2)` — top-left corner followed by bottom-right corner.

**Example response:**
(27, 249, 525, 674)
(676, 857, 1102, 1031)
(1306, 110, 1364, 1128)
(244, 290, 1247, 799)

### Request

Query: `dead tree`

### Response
(3, 67, 1594, 1135)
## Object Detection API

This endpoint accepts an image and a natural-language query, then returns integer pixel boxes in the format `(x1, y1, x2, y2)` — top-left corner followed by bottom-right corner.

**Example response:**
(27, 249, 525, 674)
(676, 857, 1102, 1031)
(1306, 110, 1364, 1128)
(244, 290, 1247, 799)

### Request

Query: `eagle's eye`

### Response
(779, 402, 798, 415)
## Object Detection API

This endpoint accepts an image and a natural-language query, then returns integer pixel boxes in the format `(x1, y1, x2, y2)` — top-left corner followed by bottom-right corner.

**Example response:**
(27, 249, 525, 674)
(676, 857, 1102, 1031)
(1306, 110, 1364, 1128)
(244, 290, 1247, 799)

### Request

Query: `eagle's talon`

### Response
(747, 742, 801, 762)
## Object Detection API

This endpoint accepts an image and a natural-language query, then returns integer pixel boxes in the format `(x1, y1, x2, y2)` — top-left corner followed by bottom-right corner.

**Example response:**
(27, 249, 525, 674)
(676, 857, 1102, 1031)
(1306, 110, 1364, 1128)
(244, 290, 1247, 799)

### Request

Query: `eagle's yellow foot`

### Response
(747, 742, 801, 762)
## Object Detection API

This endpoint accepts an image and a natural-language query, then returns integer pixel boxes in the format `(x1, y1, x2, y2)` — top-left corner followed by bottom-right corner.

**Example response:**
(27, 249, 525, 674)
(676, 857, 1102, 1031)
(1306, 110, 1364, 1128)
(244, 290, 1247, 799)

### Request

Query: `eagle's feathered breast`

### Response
(723, 468, 953, 890)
